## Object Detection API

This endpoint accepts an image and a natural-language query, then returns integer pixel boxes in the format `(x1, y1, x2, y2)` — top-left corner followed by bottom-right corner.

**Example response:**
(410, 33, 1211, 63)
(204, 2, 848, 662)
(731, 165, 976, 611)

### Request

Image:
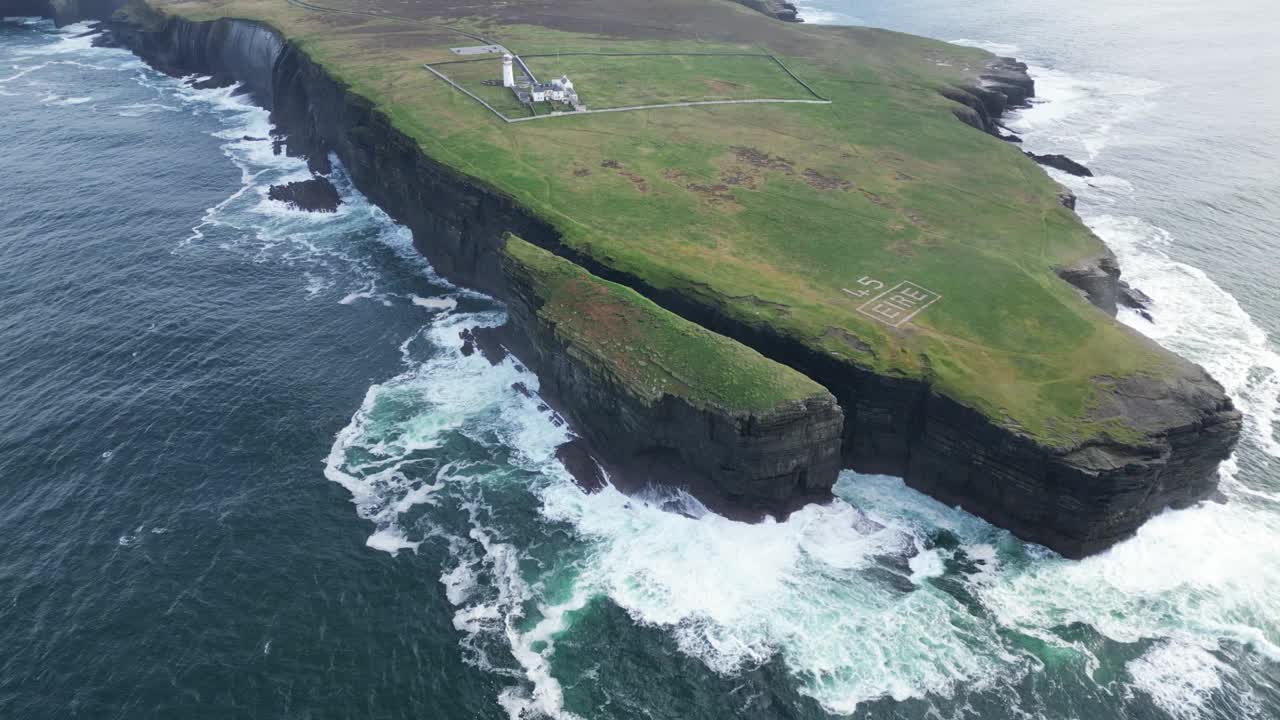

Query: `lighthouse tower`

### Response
(501, 53, 515, 88)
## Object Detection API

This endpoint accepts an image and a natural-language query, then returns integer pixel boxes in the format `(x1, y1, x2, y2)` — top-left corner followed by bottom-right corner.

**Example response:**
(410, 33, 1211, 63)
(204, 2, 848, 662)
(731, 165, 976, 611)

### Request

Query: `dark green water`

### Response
(1, 12, 1277, 720)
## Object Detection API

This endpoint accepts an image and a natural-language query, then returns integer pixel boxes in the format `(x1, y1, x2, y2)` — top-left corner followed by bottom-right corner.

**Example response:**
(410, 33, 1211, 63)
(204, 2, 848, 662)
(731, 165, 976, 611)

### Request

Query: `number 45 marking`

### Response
(842, 277, 885, 299)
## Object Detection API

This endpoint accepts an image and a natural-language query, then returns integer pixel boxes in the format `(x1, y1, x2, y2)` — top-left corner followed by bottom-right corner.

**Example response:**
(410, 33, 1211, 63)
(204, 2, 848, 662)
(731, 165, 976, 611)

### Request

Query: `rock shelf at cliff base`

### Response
(267, 176, 341, 212)
(13, 0, 1242, 557)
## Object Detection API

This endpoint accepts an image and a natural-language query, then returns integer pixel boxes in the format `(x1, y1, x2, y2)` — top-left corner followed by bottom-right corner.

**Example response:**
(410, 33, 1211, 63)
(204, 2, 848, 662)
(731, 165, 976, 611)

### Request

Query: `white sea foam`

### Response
(1087, 212, 1280, 459)
(533, 473, 1023, 713)
(365, 526, 422, 554)
(14, 21, 104, 57)
(1127, 642, 1231, 720)
(949, 38, 1020, 57)
(411, 295, 458, 312)
(1005, 66, 1164, 161)
(791, 4, 859, 25)
(114, 101, 179, 116)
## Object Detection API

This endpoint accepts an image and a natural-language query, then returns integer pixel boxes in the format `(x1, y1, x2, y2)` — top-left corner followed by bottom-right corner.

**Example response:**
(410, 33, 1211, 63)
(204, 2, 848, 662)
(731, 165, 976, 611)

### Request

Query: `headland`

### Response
(9, 0, 1242, 557)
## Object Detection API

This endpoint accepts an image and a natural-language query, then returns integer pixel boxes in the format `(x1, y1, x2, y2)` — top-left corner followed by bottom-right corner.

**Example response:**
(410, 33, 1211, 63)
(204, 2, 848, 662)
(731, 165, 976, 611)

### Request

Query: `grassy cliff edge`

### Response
(503, 235, 831, 414)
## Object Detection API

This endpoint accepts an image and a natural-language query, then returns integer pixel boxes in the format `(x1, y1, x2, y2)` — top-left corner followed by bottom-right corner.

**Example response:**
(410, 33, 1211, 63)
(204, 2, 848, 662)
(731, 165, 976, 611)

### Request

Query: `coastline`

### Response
(10, 0, 1241, 557)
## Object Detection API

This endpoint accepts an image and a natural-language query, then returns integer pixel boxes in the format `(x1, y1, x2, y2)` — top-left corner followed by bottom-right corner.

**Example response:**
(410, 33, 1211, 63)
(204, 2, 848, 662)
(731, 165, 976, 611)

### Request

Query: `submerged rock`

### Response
(267, 176, 341, 212)
(1119, 280, 1156, 322)
(459, 326, 508, 365)
(557, 439, 608, 494)
(1026, 151, 1094, 177)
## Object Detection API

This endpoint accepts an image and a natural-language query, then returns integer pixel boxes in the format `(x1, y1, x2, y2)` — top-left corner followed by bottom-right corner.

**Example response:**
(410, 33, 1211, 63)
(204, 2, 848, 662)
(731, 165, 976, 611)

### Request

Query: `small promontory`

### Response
(503, 236, 843, 508)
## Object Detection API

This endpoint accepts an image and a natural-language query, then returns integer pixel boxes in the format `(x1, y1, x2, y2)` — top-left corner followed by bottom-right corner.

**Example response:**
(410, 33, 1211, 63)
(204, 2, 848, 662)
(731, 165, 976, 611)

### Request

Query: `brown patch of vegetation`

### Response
(703, 78, 743, 94)
(801, 168, 850, 191)
(621, 171, 649, 193)
(822, 327, 876, 356)
(731, 146, 793, 175)
(664, 168, 737, 204)
(887, 237, 917, 256)
(720, 168, 757, 188)
(573, 167, 592, 177)
(860, 188, 887, 206)
(687, 182, 736, 204)
(600, 159, 647, 192)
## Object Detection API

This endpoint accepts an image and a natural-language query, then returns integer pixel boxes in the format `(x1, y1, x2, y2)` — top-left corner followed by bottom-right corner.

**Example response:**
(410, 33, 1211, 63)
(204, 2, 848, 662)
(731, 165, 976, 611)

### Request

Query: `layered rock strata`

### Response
(503, 237, 843, 509)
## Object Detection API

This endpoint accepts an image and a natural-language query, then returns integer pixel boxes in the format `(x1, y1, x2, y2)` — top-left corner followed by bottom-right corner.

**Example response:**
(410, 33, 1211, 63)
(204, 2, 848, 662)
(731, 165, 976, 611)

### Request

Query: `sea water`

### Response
(1, 11, 1276, 720)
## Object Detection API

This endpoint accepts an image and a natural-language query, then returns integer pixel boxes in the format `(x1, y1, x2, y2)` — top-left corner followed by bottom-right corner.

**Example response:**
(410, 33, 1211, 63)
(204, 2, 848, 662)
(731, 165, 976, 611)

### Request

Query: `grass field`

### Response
(521, 53, 815, 107)
(428, 58, 532, 117)
(146, 0, 1174, 445)
(505, 236, 828, 412)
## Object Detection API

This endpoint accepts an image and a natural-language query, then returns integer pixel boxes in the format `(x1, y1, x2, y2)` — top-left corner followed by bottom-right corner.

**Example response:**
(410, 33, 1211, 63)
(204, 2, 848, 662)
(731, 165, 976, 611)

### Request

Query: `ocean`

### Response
(0, 6, 1276, 719)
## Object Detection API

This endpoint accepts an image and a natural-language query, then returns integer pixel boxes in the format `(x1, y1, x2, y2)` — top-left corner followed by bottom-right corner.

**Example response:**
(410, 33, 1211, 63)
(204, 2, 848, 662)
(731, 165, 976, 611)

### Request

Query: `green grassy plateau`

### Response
(506, 236, 828, 413)
(150, 0, 1173, 445)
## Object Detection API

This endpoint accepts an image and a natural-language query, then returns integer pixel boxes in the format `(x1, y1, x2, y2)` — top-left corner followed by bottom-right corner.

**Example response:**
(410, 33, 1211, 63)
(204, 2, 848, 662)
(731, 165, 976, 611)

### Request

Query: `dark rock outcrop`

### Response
(556, 439, 608, 494)
(1027, 151, 1094, 177)
(268, 175, 341, 212)
(728, 0, 802, 22)
(82, 9, 1240, 557)
(1057, 250, 1122, 316)
(944, 57, 1036, 135)
(1119, 280, 1155, 322)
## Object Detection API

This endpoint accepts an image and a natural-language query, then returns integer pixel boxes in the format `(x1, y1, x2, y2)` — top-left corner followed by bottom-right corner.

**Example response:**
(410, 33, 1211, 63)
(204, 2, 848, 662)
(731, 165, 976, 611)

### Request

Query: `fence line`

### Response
(504, 97, 831, 122)
(421, 64, 516, 122)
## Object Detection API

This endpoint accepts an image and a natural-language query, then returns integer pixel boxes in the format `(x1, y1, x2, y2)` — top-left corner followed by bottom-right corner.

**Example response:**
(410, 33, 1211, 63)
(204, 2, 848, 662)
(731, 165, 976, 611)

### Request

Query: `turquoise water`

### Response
(1, 10, 1277, 719)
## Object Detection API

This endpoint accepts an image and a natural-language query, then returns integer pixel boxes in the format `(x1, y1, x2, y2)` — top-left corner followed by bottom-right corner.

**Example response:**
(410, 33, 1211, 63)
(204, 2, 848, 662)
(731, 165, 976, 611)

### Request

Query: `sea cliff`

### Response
(11, 0, 1242, 557)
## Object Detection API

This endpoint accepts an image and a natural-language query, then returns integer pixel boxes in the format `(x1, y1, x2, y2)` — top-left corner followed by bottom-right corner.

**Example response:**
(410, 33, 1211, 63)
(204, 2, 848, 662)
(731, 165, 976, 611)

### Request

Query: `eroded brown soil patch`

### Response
(720, 168, 757, 188)
(602, 159, 647, 192)
(801, 168, 850, 191)
(732, 146, 794, 175)
(663, 169, 737, 204)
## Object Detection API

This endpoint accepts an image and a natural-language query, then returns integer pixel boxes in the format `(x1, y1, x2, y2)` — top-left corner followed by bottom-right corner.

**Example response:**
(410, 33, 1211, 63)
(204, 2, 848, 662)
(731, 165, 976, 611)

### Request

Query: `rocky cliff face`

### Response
(503, 240, 844, 510)
(944, 57, 1035, 135)
(727, 0, 802, 22)
(46, 7, 1242, 557)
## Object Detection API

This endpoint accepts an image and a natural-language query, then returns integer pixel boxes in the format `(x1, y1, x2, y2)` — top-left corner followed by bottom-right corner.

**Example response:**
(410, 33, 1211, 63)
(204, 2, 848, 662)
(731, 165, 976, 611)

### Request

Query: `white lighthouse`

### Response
(501, 53, 515, 88)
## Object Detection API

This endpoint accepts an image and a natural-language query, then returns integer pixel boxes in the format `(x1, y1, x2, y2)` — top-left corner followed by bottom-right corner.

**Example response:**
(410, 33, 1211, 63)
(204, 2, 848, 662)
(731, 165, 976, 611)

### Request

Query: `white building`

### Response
(529, 76, 577, 104)
(501, 53, 581, 108)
